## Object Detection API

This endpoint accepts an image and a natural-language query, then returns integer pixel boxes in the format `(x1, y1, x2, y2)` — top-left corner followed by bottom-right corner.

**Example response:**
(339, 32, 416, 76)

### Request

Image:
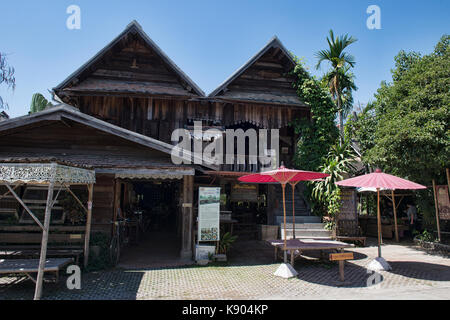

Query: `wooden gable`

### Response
(54, 21, 204, 101)
(209, 37, 306, 106)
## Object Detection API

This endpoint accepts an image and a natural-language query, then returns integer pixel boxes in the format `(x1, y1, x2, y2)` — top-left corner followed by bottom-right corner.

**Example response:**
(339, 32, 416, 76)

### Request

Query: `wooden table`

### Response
(0, 258, 73, 282)
(267, 239, 354, 267)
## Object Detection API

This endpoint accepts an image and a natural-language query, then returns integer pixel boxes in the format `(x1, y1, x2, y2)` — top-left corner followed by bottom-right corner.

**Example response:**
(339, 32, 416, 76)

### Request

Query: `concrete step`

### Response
(282, 223, 326, 230)
(275, 216, 321, 224)
(282, 235, 333, 240)
(283, 229, 332, 238)
(281, 229, 331, 239)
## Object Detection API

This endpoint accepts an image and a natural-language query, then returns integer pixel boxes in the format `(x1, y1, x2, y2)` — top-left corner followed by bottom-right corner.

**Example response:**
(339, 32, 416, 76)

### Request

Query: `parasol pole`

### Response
(432, 179, 441, 242)
(392, 190, 399, 242)
(376, 188, 382, 258)
(289, 181, 299, 239)
(282, 182, 288, 263)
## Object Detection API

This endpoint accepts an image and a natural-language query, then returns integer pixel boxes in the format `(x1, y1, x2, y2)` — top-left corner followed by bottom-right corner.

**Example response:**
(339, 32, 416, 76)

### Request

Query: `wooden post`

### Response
(112, 179, 121, 237)
(180, 175, 194, 259)
(376, 188, 382, 258)
(392, 190, 399, 242)
(339, 261, 345, 281)
(84, 184, 94, 268)
(290, 182, 298, 239)
(281, 183, 287, 264)
(446, 168, 450, 195)
(432, 179, 441, 242)
(34, 181, 54, 300)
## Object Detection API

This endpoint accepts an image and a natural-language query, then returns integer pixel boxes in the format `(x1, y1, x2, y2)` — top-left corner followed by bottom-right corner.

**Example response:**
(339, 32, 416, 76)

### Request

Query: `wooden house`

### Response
(0, 21, 312, 262)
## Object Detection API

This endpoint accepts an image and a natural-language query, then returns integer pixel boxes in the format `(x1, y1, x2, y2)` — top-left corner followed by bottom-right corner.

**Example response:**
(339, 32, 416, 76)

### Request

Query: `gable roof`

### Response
(0, 104, 216, 170)
(53, 20, 204, 98)
(208, 36, 306, 106)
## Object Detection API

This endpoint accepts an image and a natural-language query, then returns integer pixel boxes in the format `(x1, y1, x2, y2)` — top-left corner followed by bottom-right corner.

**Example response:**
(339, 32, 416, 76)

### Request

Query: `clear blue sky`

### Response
(1, 0, 449, 118)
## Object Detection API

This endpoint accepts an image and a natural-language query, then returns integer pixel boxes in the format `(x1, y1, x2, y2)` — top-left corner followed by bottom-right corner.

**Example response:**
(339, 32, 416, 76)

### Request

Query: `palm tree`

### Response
(316, 30, 357, 142)
(322, 66, 358, 123)
(30, 93, 52, 114)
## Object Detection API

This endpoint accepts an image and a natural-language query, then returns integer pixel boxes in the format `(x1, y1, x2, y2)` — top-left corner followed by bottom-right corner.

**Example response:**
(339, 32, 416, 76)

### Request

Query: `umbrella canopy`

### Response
(239, 166, 329, 184)
(238, 166, 329, 270)
(336, 169, 426, 190)
(335, 169, 426, 266)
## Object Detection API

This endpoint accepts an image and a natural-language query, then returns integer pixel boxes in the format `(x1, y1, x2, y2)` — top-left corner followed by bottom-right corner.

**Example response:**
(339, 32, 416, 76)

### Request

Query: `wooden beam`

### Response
(84, 184, 94, 268)
(63, 184, 88, 214)
(180, 175, 194, 259)
(5, 184, 45, 230)
(34, 181, 54, 300)
(0, 184, 20, 201)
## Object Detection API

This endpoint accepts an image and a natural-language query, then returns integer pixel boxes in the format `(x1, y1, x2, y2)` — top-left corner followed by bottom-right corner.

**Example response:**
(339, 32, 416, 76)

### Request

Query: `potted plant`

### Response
(215, 232, 238, 261)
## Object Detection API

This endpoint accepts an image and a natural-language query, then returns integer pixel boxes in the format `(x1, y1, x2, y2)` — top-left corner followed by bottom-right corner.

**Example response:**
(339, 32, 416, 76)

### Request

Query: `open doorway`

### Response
(117, 179, 183, 268)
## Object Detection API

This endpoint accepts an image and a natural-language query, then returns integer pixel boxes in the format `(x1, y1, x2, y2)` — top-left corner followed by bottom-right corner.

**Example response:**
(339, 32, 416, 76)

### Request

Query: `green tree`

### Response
(291, 57, 339, 172)
(316, 30, 357, 141)
(352, 34, 450, 185)
(0, 52, 16, 109)
(311, 139, 356, 217)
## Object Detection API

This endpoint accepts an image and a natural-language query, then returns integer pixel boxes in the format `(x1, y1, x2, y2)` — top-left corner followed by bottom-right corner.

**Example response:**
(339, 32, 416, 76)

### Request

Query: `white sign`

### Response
(198, 187, 220, 242)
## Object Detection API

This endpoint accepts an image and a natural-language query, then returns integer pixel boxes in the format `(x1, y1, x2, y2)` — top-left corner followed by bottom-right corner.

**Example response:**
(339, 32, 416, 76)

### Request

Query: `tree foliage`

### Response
(0, 52, 16, 109)
(349, 35, 450, 185)
(311, 139, 356, 216)
(30, 93, 52, 114)
(315, 30, 357, 138)
(291, 57, 339, 172)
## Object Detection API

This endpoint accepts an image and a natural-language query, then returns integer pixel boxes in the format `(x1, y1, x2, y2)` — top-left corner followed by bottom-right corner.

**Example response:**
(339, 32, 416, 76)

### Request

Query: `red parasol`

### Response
(336, 169, 426, 265)
(239, 166, 329, 265)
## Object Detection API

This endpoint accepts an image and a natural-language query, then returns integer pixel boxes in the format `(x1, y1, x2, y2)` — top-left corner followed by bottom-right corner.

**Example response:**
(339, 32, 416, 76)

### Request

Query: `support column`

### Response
(84, 184, 94, 268)
(392, 190, 399, 242)
(34, 181, 54, 300)
(180, 175, 194, 260)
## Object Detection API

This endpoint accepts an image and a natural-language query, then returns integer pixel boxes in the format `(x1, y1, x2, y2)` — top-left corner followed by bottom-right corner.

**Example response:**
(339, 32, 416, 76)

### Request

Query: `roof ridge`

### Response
(53, 20, 205, 97)
(208, 36, 296, 98)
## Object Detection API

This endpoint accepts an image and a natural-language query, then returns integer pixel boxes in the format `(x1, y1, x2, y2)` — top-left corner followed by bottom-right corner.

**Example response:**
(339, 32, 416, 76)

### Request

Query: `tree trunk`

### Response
(337, 94, 343, 145)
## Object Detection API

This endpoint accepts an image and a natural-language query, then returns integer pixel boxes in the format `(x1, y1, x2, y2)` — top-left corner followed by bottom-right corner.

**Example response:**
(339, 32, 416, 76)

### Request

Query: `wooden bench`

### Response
(336, 220, 366, 247)
(0, 230, 84, 264)
(0, 258, 73, 283)
(335, 236, 366, 247)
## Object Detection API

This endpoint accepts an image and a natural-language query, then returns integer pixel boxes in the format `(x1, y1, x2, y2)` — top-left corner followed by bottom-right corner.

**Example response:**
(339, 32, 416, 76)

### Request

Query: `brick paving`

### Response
(1, 238, 449, 300)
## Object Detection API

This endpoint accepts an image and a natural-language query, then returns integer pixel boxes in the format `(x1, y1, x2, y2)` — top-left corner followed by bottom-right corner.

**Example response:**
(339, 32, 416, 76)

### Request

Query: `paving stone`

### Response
(0, 239, 449, 300)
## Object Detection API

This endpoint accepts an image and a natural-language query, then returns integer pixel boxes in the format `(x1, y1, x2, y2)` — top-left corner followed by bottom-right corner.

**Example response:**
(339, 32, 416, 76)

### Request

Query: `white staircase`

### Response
(277, 216, 332, 240)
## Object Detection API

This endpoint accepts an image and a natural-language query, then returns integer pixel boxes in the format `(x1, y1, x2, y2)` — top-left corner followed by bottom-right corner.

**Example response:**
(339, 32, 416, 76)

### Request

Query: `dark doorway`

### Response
(118, 179, 183, 268)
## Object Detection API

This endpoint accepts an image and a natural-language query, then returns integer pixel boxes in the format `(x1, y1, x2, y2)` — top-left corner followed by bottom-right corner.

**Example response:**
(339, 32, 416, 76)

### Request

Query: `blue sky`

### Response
(1, 0, 449, 118)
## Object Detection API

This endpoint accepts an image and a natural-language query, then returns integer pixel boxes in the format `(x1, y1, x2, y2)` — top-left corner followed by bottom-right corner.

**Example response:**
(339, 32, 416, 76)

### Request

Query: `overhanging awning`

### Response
(0, 162, 96, 185)
(95, 168, 195, 180)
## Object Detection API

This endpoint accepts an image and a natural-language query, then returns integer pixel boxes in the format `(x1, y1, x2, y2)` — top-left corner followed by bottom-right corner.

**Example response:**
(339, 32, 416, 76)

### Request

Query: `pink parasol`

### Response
(336, 169, 426, 264)
(239, 166, 329, 265)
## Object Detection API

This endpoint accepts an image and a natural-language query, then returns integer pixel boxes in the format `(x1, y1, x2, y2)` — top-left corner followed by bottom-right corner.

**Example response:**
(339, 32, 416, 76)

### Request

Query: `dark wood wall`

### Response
(77, 96, 308, 143)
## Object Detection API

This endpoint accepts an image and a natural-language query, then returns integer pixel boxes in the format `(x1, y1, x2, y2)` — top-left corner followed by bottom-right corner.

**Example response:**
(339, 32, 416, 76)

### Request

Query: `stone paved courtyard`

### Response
(1, 238, 449, 300)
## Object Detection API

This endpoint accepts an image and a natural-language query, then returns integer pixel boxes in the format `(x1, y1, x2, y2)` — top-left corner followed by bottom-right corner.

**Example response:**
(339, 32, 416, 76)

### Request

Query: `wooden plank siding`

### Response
(77, 96, 308, 142)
